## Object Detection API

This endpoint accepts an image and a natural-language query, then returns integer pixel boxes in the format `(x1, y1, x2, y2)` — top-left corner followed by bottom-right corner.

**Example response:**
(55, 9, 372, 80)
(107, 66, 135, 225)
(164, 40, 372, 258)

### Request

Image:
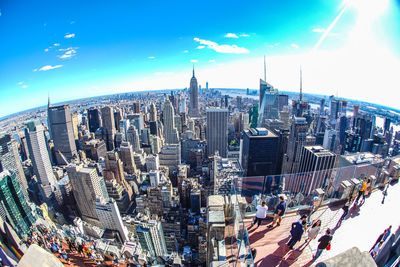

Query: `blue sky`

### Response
(0, 0, 399, 117)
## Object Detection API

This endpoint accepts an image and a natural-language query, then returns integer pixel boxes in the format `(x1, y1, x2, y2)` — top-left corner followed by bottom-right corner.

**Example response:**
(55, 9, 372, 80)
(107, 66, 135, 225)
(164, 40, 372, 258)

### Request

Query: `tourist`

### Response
(250, 201, 268, 229)
(267, 196, 286, 228)
(370, 226, 391, 252)
(356, 178, 367, 204)
(371, 241, 384, 258)
(337, 198, 351, 227)
(287, 216, 307, 249)
(305, 220, 321, 245)
(313, 229, 332, 260)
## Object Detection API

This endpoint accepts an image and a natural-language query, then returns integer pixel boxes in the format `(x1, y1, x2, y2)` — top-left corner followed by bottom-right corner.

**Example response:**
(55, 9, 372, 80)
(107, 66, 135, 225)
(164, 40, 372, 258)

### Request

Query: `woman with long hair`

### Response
(305, 220, 321, 245)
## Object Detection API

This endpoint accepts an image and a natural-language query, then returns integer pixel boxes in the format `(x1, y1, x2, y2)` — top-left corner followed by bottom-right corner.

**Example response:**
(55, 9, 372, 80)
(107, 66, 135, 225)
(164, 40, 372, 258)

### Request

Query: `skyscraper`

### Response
(66, 164, 109, 226)
(126, 125, 142, 153)
(95, 197, 129, 242)
(88, 108, 101, 133)
(120, 141, 137, 175)
(136, 219, 168, 258)
(101, 106, 116, 151)
(258, 58, 279, 125)
(0, 134, 29, 200)
(206, 109, 228, 157)
(297, 146, 336, 195)
(241, 128, 280, 176)
(149, 103, 157, 122)
(162, 99, 179, 144)
(47, 103, 78, 164)
(25, 120, 61, 205)
(189, 67, 199, 117)
(0, 170, 35, 235)
(282, 117, 315, 174)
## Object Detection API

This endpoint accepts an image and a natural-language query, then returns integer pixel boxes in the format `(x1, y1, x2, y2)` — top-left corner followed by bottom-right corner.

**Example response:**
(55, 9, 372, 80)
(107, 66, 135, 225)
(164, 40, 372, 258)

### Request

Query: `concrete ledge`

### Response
(315, 247, 377, 267)
(17, 244, 64, 267)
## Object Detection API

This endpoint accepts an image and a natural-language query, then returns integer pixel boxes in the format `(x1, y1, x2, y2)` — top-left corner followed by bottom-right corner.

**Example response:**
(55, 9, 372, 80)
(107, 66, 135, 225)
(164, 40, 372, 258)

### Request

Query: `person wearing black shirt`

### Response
(314, 229, 332, 260)
(267, 196, 286, 228)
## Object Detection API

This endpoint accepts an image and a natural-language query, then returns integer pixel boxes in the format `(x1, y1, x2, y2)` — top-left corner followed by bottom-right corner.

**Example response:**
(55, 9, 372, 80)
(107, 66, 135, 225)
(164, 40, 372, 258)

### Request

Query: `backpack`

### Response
(358, 181, 365, 191)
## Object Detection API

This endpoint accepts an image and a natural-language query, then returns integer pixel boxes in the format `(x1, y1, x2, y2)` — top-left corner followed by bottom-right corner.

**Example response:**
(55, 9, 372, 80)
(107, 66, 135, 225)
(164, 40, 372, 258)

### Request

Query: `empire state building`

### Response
(189, 67, 199, 117)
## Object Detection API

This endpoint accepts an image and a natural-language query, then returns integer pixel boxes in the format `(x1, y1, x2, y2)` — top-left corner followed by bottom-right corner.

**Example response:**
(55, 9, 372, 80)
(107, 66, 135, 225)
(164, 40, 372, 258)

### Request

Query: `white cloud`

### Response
(33, 68, 38, 72)
(38, 65, 63, 71)
(313, 28, 325, 33)
(240, 34, 250, 37)
(58, 47, 77, 59)
(21, 85, 27, 89)
(183, 50, 189, 53)
(225, 33, 239, 38)
(64, 33, 75, 38)
(196, 46, 205, 49)
(54, 43, 60, 46)
(190, 59, 198, 63)
(209, 59, 216, 63)
(194, 37, 249, 54)
(44, 48, 49, 52)
(291, 43, 299, 48)
(18, 81, 24, 85)
(148, 56, 155, 59)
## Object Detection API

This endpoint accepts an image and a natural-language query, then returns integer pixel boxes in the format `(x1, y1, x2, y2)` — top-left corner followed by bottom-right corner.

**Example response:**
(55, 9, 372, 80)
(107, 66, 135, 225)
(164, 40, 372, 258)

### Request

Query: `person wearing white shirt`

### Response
(249, 201, 268, 229)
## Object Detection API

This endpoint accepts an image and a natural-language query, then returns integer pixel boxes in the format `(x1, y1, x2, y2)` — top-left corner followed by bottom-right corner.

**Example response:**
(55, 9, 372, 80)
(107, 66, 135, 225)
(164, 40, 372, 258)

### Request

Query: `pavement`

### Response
(247, 180, 400, 267)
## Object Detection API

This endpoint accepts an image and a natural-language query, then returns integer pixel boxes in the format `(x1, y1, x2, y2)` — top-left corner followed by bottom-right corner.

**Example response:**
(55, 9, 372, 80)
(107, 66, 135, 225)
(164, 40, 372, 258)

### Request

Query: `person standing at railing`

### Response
(249, 201, 268, 229)
(267, 196, 286, 228)
(356, 178, 367, 205)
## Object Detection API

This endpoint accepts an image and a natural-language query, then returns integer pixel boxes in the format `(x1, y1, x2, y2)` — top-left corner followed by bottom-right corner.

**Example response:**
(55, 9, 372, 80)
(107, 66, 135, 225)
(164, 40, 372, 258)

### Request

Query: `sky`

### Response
(0, 0, 399, 118)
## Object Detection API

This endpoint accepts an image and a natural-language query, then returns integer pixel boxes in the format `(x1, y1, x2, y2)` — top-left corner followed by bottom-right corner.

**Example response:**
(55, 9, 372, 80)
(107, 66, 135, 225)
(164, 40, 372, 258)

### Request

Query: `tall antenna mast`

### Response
(300, 66, 303, 102)
(264, 55, 266, 81)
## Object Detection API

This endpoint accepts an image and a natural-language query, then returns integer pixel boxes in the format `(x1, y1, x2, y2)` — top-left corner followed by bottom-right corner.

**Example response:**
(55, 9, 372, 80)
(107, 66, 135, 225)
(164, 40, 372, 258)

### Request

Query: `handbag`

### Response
(326, 243, 331, 250)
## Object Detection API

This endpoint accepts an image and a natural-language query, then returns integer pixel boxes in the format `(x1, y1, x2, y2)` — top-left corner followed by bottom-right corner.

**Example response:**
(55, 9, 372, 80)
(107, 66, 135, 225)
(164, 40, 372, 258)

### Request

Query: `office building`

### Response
(126, 125, 142, 153)
(162, 99, 179, 144)
(25, 120, 61, 205)
(0, 170, 35, 235)
(241, 128, 280, 176)
(47, 104, 78, 164)
(88, 108, 101, 133)
(149, 103, 157, 121)
(295, 146, 336, 195)
(189, 67, 200, 117)
(206, 109, 228, 157)
(136, 219, 168, 258)
(66, 165, 108, 226)
(0, 134, 29, 200)
(282, 117, 315, 174)
(120, 142, 137, 175)
(95, 197, 129, 242)
(101, 106, 116, 151)
(159, 144, 181, 175)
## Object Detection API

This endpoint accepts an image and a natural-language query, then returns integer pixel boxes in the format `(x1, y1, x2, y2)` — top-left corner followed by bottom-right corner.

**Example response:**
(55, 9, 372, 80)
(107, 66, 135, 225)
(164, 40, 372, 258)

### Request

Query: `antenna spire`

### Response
(299, 66, 303, 102)
(48, 92, 51, 108)
(192, 64, 195, 78)
(263, 55, 266, 81)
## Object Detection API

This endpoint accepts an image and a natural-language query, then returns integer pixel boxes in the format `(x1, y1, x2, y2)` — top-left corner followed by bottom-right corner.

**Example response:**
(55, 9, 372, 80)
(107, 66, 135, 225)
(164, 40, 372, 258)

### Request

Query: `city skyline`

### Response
(1, 0, 400, 118)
